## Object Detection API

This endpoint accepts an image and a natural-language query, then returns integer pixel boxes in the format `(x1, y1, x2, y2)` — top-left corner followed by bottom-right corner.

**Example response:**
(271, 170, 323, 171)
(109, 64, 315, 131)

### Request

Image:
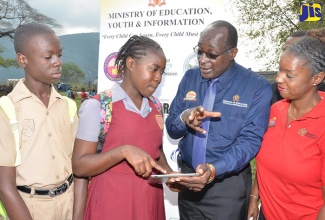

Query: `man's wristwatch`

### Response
(206, 163, 216, 184)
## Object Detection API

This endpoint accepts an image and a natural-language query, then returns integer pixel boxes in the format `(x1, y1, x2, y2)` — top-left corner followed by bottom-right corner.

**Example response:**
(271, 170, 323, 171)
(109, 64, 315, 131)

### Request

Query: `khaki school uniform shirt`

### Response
(0, 79, 78, 188)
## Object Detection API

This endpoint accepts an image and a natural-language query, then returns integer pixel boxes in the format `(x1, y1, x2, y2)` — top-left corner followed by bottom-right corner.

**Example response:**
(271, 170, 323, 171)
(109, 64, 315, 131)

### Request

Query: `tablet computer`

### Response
(148, 173, 200, 184)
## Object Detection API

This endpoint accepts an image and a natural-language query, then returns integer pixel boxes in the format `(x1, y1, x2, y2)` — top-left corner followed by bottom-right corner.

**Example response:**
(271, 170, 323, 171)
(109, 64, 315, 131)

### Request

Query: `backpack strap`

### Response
(0, 96, 76, 167)
(0, 200, 7, 219)
(150, 95, 163, 116)
(62, 96, 77, 124)
(93, 91, 161, 135)
(0, 96, 21, 166)
(92, 90, 113, 135)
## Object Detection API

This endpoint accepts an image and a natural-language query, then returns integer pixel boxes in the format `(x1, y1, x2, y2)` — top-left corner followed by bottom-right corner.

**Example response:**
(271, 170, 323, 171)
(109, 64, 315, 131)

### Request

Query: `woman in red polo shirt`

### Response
(248, 35, 325, 220)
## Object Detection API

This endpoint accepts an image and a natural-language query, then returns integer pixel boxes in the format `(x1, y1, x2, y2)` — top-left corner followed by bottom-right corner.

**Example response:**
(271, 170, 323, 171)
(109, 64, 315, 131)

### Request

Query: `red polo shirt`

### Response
(257, 92, 325, 220)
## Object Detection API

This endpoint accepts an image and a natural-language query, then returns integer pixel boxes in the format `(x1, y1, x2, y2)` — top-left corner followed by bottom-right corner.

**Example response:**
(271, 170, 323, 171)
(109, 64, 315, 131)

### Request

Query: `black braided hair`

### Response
(115, 35, 163, 74)
(14, 22, 56, 54)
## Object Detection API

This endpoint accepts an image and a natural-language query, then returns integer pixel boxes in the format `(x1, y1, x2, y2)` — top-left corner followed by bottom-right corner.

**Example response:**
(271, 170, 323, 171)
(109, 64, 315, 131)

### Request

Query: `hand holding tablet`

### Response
(148, 173, 200, 184)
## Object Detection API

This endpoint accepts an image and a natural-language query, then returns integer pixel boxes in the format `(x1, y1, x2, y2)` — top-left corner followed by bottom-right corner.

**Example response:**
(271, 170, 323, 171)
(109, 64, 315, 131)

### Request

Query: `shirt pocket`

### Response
(183, 100, 200, 110)
(215, 110, 245, 140)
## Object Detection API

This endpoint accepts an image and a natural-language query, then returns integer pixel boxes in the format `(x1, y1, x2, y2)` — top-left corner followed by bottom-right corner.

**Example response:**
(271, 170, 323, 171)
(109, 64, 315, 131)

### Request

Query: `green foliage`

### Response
(229, 0, 325, 70)
(60, 62, 85, 87)
(251, 158, 256, 182)
(0, 55, 17, 68)
(0, 48, 18, 68)
(0, 0, 61, 39)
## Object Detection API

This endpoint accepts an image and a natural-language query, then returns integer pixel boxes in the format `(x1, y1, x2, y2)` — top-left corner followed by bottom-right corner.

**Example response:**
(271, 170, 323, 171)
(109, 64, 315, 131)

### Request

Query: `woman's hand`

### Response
(122, 145, 166, 177)
(247, 196, 259, 220)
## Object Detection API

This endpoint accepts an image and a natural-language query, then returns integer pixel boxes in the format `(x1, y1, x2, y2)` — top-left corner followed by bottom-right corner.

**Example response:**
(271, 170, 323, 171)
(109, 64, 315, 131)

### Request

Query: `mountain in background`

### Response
(0, 32, 100, 84)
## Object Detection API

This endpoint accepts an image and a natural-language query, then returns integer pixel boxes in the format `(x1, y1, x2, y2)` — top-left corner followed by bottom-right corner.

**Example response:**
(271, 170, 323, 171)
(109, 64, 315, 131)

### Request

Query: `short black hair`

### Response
(206, 20, 238, 48)
(14, 22, 56, 54)
(115, 35, 163, 74)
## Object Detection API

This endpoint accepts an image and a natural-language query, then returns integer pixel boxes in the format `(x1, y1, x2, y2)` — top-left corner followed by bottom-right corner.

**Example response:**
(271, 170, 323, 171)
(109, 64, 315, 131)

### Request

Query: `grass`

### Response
(74, 97, 82, 109)
(251, 158, 256, 182)
(60, 91, 82, 109)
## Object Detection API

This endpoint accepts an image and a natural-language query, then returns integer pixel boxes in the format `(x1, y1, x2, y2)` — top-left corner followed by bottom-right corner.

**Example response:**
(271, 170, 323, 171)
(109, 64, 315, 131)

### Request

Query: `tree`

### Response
(228, 0, 325, 70)
(0, 48, 18, 68)
(61, 62, 85, 86)
(0, 0, 61, 39)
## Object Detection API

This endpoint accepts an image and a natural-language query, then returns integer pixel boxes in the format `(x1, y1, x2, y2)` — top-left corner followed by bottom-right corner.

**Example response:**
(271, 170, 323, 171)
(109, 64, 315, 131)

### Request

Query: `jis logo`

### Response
(300, 2, 322, 22)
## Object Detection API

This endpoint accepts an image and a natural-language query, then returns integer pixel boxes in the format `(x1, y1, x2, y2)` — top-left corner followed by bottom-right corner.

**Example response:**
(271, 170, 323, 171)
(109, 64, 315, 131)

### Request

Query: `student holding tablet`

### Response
(72, 35, 176, 220)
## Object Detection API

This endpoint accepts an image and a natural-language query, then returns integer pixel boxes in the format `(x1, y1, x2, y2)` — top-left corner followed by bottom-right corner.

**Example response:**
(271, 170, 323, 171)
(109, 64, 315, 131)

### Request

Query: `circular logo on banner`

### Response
(183, 53, 199, 73)
(103, 52, 123, 81)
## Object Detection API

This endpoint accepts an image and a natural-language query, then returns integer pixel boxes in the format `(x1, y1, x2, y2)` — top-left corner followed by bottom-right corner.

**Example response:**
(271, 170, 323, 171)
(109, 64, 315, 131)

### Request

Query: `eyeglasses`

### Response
(193, 45, 234, 60)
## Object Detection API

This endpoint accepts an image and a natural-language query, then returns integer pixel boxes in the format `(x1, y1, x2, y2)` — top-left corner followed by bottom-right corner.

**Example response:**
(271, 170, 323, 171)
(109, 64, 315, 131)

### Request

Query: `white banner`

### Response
(98, 0, 237, 219)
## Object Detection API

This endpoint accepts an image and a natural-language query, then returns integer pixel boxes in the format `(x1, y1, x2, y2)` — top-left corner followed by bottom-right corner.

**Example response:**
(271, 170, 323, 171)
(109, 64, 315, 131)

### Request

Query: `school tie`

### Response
(192, 78, 218, 169)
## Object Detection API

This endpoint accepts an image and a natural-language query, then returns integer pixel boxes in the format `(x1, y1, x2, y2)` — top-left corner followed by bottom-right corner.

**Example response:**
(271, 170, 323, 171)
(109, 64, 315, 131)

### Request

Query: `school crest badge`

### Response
(22, 119, 35, 137)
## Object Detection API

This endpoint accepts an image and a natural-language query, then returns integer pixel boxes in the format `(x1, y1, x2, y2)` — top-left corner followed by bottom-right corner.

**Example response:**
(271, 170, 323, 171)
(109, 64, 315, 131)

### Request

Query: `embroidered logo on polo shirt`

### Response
(233, 95, 240, 102)
(298, 128, 317, 139)
(184, 91, 197, 101)
(22, 119, 35, 137)
(223, 94, 248, 108)
(268, 117, 276, 127)
(155, 115, 164, 130)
